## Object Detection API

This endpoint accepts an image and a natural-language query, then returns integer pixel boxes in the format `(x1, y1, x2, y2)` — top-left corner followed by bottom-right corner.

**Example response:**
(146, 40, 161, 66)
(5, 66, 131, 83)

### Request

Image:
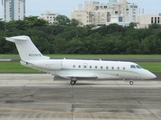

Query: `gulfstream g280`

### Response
(6, 36, 156, 85)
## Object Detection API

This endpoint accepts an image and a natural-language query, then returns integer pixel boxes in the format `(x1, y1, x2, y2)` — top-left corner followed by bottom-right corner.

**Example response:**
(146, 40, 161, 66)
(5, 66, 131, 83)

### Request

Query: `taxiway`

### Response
(0, 74, 161, 120)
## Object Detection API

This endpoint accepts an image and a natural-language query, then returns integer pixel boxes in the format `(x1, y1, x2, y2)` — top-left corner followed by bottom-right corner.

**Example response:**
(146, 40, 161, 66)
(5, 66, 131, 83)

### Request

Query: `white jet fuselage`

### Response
(21, 59, 156, 80)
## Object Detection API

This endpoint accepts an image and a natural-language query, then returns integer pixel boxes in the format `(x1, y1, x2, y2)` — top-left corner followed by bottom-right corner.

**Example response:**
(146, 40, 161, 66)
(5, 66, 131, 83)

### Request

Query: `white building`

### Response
(125, 2, 138, 22)
(71, 0, 139, 25)
(40, 11, 58, 24)
(1, 0, 26, 22)
(71, 1, 115, 25)
(138, 14, 161, 28)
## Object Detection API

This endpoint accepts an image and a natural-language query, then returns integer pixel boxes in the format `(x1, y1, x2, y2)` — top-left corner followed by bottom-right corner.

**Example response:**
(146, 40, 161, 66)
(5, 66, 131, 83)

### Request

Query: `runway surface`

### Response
(0, 74, 161, 120)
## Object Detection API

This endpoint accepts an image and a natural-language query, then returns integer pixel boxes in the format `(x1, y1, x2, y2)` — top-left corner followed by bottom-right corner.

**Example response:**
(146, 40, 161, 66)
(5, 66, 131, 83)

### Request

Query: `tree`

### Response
(66, 38, 84, 54)
(0, 19, 6, 31)
(127, 22, 136, 29)
(1, 15, 161, 54)
(5, 16, 49, 31)
(23, 16, 49, 28)
(149, 23, 161, 30)
(54, 35, 68, 53)
(70, 18, 82, 26)
(55, 15, 70, 26)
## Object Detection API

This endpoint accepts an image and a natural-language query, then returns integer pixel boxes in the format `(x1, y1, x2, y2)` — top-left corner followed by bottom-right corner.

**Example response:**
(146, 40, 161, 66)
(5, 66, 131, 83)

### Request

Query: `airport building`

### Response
(71, 0, 139, 25)
(138, 14, 161, 28)
(40, 11, 59, 24)
(1, 0, 26, 22)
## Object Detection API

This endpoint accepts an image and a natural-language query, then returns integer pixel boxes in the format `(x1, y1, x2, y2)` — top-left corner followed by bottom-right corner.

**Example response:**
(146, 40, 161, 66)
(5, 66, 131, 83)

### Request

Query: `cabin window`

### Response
(106, 66, 108, 69)
(117, 67, 120, 70)
(73, 65, 75, 68)
(131, 65, 136, 68)
(101, 66, 103, 69)
(90, 66, 92, 69)
(78, 65, 81, 68)
(123, 67, 125, 70)
(46, 64, 52, 66)
(112, 67, 114, 70)
(84, 65, 87, 68)
(95, 66, 97, 69)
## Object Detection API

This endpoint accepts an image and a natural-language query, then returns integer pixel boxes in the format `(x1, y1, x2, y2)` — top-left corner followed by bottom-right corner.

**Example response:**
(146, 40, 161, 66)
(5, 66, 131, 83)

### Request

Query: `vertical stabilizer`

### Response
(6, 36, 50, 60)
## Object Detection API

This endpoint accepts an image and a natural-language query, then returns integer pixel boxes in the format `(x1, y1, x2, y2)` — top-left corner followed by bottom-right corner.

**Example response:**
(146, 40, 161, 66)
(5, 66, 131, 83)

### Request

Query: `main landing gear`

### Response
(129, 80, 134, 85)
(70, 77, 77, 85)
(70, 80, 77, 85)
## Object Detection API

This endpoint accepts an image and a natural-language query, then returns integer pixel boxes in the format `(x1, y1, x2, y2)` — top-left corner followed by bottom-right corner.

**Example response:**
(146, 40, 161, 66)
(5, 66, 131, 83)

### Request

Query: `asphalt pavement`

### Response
(0, 74, 161, 120)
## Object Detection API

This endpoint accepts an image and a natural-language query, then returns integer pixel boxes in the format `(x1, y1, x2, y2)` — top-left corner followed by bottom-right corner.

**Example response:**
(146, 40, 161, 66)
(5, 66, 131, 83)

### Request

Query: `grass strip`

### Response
(137, 62, 161, 73)
(0, 62, 41, 73)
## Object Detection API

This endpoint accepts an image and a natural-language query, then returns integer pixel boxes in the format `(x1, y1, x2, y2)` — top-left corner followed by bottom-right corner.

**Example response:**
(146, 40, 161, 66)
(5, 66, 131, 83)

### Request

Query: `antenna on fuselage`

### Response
(99, 58, 102, 61)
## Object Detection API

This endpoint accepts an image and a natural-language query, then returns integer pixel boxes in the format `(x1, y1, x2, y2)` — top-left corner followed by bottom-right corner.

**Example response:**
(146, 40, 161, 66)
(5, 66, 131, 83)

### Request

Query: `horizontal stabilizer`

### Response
(6, 36, 28, 42)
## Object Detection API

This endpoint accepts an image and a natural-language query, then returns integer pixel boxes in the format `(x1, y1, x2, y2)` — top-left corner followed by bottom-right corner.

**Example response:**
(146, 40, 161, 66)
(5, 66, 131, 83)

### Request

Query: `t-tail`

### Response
(5, 36, 50, 60)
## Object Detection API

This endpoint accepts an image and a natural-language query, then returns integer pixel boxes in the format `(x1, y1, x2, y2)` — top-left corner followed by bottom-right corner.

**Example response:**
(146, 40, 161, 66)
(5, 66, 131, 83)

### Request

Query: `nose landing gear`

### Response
(129, 80, 133, 85)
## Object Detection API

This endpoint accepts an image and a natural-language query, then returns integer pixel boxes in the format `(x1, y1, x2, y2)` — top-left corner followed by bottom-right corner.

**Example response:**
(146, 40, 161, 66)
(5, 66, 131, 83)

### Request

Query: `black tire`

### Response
(70, 80, 76, 85)
(129, 80, 133, 85)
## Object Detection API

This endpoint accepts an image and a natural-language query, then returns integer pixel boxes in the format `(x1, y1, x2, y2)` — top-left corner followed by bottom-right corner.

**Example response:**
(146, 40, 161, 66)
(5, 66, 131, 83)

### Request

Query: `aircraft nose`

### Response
(150, 73, 156, 79)
(146, 71, 156, 79)
(140, 70, 156, 79)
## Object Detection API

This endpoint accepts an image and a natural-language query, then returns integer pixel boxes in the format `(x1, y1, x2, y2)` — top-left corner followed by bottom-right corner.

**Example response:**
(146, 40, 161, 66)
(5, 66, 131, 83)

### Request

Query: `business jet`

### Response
(6, 36, 156, 85)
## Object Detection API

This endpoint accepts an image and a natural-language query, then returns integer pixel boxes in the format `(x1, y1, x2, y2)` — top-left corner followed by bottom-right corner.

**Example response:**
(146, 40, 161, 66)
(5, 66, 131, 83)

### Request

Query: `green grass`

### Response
(137, 62, 161, 73)
(0, 62, 41, 73)
(0, 54, 20, 58)
(0, 54, 161, 59)
(0, 62, 160, 73)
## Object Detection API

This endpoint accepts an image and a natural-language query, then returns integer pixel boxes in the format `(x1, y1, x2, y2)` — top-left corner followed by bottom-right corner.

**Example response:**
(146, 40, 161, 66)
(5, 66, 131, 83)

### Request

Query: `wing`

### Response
(54, 73, 97, 80)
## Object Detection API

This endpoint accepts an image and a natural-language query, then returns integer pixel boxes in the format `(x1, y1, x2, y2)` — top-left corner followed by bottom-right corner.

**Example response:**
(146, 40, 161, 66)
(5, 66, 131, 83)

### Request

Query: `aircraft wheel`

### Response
(129, 80, 133, 85)
(70, 80, 76, 85)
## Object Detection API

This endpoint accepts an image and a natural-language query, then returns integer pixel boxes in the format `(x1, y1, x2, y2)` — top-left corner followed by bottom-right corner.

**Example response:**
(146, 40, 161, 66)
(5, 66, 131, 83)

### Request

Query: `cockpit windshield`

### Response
(131, 65, 143, 69)
(136, 65, 142, 69)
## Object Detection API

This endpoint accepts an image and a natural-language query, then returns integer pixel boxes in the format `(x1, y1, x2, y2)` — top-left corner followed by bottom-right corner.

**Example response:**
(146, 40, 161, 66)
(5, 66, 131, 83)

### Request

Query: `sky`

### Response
(0, 0, 161, 18)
